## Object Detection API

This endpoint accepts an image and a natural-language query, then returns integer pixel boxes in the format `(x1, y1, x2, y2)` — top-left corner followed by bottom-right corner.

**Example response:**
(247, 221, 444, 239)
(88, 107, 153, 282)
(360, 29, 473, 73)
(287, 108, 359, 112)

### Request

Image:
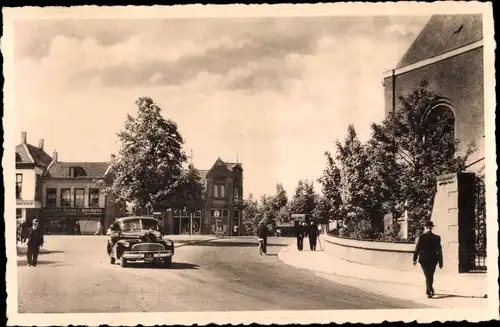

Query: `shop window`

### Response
(61, 188, 71, 207)
(46, 188, 57, 207)
(74, 188, 85, 207)
(16, 174, 22, 199)
(89, 188, 100, 207)
(213, 179, 225, 198)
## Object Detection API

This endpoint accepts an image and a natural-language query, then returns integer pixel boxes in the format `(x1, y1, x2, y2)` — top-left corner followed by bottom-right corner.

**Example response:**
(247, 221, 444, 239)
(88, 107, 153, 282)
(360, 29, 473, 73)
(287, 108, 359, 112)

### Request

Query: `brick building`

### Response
(41, 153, 123, 235)
(383, 14, 484, 174)
(157, 157, 244, 236)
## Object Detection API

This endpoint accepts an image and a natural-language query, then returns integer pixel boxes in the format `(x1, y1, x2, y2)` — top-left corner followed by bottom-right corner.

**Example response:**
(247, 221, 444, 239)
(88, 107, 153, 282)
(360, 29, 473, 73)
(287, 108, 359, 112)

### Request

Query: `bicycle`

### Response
(258, 238, 264, 255)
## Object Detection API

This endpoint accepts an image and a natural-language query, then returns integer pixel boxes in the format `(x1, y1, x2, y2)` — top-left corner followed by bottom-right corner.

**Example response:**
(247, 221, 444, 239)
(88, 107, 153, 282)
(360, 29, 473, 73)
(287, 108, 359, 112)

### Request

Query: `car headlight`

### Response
(165, 240, 173, 246)
(123, 241, 130, 247)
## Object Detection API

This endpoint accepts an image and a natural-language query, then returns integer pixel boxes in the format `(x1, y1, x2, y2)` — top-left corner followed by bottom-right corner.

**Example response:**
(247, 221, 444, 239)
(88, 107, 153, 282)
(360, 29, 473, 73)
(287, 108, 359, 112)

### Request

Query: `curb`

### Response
(174, 236, 222, 248)
(277, 246, 487, 299)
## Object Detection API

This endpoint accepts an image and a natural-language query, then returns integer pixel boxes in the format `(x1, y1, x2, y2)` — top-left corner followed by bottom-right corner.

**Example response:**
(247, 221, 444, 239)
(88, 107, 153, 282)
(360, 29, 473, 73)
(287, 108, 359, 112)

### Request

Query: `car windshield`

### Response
(121, 219, 159, 232)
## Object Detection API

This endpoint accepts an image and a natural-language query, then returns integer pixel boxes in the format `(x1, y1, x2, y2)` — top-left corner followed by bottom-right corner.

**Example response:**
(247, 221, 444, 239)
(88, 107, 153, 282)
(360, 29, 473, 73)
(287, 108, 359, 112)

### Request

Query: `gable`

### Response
(397, 14, 483, 69)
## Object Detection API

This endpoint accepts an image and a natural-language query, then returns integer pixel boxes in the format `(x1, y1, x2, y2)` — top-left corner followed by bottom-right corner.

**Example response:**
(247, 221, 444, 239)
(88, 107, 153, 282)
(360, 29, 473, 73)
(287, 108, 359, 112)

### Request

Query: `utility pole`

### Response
(190, 212, 193, 236)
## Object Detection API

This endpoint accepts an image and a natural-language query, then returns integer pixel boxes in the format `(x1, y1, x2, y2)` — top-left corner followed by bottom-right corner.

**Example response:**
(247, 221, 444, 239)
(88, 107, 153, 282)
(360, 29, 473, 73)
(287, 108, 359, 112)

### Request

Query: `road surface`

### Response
(17, 236, 428, 313)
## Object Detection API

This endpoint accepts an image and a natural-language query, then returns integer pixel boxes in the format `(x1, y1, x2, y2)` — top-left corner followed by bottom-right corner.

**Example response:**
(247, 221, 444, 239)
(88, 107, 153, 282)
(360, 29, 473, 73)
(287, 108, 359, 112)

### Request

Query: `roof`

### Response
(397, 14, 483, 69)
(15, 143, 52, 167)
(44, 161, 110, 179)
(225, 162, 242, 171)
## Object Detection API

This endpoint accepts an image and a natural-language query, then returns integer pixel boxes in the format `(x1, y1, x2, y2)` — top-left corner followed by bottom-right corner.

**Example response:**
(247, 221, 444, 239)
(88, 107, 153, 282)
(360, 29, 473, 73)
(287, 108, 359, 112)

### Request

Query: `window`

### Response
(35, 174, 42, 201)
(213, 179, 225, 198)
(16, 174, 22, 199)
(233, 186, 241, 203)
(69, 166, 87, 178)
(89, 188, 100, 207)
(16, 209, 22, 219)
(61, 188, 71, 206)
(46, 188, 57, 207)
(74, 188, 85, 207)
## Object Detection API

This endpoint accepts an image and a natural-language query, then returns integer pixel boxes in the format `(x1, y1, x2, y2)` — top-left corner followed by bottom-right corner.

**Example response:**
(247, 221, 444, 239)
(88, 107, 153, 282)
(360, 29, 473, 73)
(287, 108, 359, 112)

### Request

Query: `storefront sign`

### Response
(42, 207, 105, 214)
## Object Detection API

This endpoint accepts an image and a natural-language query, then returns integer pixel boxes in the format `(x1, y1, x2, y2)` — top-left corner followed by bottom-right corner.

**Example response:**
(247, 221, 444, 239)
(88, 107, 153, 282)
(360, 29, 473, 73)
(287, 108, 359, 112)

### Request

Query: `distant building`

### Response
(15, 132, 52, 223)
(41, 153, 123, 235)
(153, 157, 244, 236)
(383, 14, 484, 174)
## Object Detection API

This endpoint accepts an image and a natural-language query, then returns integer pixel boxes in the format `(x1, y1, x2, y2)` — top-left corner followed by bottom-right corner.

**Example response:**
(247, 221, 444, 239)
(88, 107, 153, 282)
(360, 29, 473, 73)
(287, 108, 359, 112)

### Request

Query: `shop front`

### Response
(172, 210, 202, 235)
(41, 207, 106, 235)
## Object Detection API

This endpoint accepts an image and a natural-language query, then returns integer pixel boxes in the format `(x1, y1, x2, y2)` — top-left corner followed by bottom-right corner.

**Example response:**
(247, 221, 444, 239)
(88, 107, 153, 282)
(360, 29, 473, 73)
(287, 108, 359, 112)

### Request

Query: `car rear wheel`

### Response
(120, 257, 129, 268)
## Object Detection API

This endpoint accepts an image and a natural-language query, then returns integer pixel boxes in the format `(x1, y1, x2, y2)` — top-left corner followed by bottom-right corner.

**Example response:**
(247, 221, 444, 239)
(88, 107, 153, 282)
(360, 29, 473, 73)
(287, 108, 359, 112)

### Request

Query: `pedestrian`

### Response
(257, 220, 268, 254)
(95, 219, 103, 235)
(295, 221, 305, 251)
(75, 221, 81, 235)
(308, 220, 319, 251)
(25, 219, 44, 267)
(413, 221, 443, 298)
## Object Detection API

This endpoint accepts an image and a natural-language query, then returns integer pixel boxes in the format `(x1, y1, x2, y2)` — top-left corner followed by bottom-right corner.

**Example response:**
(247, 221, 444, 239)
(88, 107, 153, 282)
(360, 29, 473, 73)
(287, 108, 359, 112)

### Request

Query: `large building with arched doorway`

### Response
(383, 14, 484, 174)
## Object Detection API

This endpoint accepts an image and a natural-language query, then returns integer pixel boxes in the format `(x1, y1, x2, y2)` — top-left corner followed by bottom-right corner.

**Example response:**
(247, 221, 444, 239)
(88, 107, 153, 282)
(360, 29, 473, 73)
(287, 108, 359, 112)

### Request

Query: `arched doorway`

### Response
(422, 103, 456, 161)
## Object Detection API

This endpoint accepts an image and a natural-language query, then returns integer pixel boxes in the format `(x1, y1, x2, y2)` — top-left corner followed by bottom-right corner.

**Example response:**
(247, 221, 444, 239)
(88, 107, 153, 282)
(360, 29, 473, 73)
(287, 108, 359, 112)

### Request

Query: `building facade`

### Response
(383, 14, 484, 174)
(41, 154, 123, 235)
(158, 158, 244, 236)
(15, 132, 53, 223)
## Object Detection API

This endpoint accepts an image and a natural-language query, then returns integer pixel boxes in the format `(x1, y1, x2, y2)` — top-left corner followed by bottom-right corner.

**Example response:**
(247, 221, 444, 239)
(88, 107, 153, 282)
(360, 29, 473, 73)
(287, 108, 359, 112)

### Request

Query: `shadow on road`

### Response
(17, 260, 63, 267)
(128, 262, 200, 270)
(432, 293, 487, 299)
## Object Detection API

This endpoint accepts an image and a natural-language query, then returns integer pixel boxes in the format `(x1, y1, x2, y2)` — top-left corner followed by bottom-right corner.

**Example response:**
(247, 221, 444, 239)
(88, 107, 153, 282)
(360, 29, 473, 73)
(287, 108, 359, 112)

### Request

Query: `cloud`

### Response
(13, 15, 430, 198)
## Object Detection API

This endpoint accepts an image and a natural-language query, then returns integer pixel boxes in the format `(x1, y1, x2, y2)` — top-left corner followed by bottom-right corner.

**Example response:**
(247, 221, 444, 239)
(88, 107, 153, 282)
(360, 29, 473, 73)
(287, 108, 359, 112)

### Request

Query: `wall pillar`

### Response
(431, 172, 475, 273)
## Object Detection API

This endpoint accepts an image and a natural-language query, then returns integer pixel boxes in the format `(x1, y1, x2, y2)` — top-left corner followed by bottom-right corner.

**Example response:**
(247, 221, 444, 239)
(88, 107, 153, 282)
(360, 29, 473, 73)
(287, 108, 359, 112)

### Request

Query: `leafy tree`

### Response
(106, 97, 187, 210)
(174, 164, 205, 214)
(289, 179, 317, 217)
(370, 80, 475, 239)
(317, 151, 343, 222)
(312, 195, 331, 225)
(242, 193, 260, 235)
(335, 125, 376, 238)
(272, 183, 288, 213)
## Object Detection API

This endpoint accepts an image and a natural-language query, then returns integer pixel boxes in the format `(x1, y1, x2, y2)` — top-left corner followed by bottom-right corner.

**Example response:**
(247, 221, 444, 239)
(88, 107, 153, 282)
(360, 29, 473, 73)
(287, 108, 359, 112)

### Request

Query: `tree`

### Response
(272, 183, 288, 213)
(242, 194, 260, 235)
(106, 97, 187, 210)
(317, 151, 343, 222)
(289, 180, 317, 217)
(174, 164, 205, 214)
(312, 195, 330, 225)
(335, 125, 377, 239)
(370, 80, 476, 239)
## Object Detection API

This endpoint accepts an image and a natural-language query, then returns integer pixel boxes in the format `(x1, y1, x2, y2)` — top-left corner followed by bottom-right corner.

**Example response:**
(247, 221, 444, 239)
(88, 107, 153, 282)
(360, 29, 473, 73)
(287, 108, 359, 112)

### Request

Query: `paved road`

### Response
(17, 236, 428, 313)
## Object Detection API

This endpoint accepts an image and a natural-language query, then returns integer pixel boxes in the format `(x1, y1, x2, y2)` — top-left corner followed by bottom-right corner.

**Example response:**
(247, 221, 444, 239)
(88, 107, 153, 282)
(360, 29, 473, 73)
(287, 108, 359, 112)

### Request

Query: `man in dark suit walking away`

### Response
(25, 219, 44, 267)
(413, 221, 443, 298)
(294, 221, 305, 251)
(257, 220, 268, 254)
(308, 221, 319, 251)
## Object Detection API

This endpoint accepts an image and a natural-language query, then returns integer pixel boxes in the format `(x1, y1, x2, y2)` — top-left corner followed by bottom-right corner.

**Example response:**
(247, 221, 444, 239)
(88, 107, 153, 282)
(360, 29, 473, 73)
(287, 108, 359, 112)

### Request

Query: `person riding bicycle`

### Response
(257, 220, 268, 254)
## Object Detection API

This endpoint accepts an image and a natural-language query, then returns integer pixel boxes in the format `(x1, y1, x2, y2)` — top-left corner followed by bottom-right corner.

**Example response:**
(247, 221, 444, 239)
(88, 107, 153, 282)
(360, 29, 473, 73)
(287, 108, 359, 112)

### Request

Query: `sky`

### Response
(13, 15, 430, 199)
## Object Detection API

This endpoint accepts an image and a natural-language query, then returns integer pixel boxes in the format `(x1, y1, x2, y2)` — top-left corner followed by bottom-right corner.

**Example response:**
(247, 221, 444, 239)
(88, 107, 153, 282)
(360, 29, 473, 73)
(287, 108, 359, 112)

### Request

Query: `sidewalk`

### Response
(278, 244, 488, 308)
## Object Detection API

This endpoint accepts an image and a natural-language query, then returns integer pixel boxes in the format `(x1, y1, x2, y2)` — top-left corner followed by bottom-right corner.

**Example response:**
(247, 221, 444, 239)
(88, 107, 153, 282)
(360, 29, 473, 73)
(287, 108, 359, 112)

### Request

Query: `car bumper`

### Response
(122, 251, 173, 262)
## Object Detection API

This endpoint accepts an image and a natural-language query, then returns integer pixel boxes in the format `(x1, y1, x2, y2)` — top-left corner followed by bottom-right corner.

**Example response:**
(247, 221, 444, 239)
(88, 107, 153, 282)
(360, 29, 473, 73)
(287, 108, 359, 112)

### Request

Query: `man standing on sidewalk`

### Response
(25, 219, 44, 267)
(413, 221, 443, 298)
(294, 221, 305, 251)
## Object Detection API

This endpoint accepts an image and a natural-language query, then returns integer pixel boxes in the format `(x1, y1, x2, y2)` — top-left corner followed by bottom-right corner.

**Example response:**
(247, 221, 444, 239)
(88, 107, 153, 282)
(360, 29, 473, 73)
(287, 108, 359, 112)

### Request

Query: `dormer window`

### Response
(69, 166, 87, 178)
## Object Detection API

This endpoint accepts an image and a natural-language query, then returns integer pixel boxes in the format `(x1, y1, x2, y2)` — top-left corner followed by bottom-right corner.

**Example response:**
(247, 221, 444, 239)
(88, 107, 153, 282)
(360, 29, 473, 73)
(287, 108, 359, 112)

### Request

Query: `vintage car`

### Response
(107, 216, 174, 268)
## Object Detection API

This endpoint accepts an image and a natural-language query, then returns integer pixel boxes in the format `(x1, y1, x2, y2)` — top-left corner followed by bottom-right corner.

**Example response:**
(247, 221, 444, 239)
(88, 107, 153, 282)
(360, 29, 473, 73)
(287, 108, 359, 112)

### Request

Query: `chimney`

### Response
(52, 150, 58, 162)
(39, 139, 44, 150)
(110, 154, 116, 161)
(21, 131, 27, 144)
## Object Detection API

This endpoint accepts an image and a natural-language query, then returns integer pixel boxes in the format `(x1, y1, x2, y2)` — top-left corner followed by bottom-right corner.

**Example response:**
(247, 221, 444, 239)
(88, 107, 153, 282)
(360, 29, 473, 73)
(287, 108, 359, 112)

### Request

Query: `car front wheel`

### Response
(110, 256, 116, 265)
(120, 257, 128, 268)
